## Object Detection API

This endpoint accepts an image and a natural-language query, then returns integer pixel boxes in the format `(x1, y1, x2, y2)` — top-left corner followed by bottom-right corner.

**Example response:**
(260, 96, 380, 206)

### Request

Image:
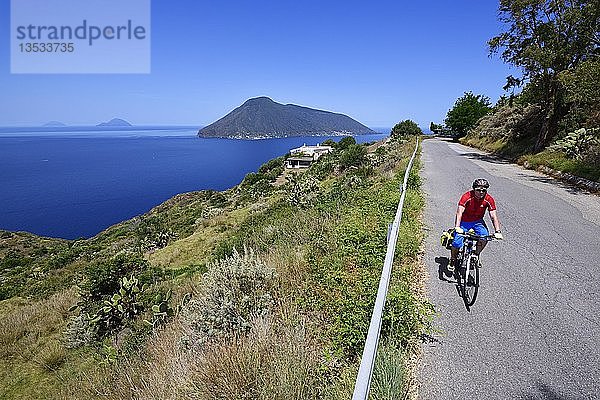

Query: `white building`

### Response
(285, 143, 333, 169)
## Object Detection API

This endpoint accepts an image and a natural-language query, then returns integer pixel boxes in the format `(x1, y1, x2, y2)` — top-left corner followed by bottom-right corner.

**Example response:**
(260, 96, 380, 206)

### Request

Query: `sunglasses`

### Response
(474, 188, 487, 193)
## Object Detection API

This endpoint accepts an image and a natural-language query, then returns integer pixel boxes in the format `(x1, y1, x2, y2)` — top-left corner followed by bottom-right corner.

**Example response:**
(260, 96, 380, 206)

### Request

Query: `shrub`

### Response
(242, 172, 266, 187)
(258, 156, 285, 181)
(583, 142, 600, 168)
(321, 138, 337, 148)
(286, 173, 319, 208)
(549, 127, 600, 160)
(82, 253, 147, 302)
(63, 313, 95, 348)
(91, 275, 145, 337)
(144, 290, 175, 330)
(239, 171, 274, 200)
(339, 144, 367, 169)
(207, 191, 229, 208)
(184, 248, 277, 343)
(308, 156, 335, 180)
(136, 215, 179, 252)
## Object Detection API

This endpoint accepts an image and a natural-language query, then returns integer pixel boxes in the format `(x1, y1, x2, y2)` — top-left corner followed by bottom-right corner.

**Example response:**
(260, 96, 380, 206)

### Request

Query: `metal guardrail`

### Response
(352, 137, 420, 400)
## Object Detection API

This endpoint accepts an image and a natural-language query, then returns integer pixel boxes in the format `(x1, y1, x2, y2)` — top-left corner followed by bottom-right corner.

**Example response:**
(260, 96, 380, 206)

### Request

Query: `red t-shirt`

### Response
(458, 190, 496, 222)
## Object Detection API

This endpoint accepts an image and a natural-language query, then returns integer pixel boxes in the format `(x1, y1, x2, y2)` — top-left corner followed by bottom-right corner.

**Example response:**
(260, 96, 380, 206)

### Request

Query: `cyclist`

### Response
(448, 178, 503, 272)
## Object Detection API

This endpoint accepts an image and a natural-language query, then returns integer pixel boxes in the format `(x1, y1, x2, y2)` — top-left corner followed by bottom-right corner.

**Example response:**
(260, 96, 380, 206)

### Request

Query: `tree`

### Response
(390, 119, 422, 139)
(444, 92, 492, 137)
(559, 58, 600, 128)
(488, 0, 600, 151)
(429, 122, 445, 135)
(321, 139, 337, 148)
(337, 136, 356, 151)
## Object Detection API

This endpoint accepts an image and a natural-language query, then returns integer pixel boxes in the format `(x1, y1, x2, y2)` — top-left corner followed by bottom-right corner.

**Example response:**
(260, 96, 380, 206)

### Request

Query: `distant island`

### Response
(97, 118, 132, 127)
(43, 121, 67, 127)
(198, 97, 374, 139)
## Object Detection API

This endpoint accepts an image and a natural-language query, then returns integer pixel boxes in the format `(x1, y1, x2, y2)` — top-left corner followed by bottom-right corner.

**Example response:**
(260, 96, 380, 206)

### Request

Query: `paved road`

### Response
(417, 138, 600, 400)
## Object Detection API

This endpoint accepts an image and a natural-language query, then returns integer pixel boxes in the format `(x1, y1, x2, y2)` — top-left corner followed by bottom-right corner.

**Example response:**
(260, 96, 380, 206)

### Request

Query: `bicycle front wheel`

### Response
(463, 256, 479, 307)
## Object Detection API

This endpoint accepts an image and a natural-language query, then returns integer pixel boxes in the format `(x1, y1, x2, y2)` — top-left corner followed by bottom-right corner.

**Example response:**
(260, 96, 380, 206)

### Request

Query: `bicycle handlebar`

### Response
(454, 232, 495, 241)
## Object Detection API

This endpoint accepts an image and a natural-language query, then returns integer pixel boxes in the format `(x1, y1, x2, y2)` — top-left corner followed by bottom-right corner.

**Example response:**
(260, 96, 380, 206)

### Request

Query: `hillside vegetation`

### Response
(0, 136, 431, 399)
(437, 1, 599, 186)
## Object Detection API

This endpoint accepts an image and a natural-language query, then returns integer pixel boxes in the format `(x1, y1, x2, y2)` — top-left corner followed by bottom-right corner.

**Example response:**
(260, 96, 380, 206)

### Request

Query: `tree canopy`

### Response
(337, 136, 357, 150)
(390, 120, 422, 139)
(444, 92, 492, 137)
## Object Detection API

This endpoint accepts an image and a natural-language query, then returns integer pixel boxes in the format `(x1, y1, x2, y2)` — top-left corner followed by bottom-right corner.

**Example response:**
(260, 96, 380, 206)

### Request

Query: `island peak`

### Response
(199, 97, 373, 139)
(97, 118, 132, 127)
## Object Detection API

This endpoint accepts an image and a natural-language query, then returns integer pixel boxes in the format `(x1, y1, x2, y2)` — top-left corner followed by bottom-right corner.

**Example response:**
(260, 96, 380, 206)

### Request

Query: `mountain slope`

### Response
(97, 118, 132, 127)
(198, 97, 374, 138)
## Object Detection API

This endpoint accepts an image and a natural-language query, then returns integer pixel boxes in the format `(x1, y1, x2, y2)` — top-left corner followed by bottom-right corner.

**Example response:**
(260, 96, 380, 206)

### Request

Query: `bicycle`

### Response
(454, 230, 495, 310)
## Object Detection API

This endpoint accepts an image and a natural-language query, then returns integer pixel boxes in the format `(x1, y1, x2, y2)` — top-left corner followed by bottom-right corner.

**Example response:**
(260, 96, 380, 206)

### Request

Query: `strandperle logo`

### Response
(15, 20, 147, 46)
(11, 0, 151, 74)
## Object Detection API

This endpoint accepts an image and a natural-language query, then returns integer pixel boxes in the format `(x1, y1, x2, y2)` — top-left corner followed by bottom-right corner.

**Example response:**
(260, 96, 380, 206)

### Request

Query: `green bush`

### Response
(308, 156, 335, 180)
(242, 172, 266, 187)
(82, 253, 148, 302)
(136, 215, 179, 252)
(0, 251, 32, 300)
(339, 144, 367, 170)
(258, 156, 285, 180)
(91, 275, 145, 337)
(144, 289, 175, 329)
(321, 138, 338, 148)
(207, 191, 228, 208)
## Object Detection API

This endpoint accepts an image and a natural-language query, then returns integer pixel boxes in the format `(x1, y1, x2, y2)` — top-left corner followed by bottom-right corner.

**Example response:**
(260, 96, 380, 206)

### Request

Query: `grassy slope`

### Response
(0, 137, 432, 399)
(461, 133, 600, 182)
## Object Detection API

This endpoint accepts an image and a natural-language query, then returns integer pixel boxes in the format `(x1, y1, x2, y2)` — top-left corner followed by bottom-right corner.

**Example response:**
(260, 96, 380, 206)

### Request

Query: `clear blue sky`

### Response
(0, 0, 516, 129)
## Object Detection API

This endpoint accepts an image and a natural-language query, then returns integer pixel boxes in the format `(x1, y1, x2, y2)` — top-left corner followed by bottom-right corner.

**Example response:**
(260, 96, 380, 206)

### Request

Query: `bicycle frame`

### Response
(455, 231, 494, 309)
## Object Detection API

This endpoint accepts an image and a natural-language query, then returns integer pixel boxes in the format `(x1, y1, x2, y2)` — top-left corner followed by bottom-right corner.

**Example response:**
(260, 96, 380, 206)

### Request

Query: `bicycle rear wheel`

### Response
(463, 256, 479, 307)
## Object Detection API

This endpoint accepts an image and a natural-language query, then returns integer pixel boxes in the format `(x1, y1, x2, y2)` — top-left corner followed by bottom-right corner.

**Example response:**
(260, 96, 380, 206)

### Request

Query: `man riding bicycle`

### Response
(448, 178, 503, 272)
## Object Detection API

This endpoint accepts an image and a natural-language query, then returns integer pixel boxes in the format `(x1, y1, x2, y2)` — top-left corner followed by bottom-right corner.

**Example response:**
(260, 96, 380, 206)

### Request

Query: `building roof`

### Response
(290, 144, 333, 154)
(286, 156, 314, 162)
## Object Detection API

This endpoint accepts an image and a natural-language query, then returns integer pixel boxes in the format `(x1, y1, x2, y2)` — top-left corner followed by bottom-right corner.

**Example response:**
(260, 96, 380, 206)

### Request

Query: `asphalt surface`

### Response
(417, 138, 600, 400)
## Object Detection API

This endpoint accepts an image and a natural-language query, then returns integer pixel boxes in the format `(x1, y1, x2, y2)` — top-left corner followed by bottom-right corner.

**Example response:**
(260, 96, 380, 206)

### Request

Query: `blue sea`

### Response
(0, 127, 388, 239)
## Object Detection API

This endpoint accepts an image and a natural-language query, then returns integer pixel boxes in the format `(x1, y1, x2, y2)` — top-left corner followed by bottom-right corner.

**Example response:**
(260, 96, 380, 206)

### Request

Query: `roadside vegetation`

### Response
(431, 0, 600, 186)
(0, 135, 432, 399)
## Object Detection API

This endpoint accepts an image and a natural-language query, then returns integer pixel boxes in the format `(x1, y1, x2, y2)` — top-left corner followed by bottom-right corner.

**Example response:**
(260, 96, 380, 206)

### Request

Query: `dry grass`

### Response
(89, 312, 323, 400)
(0, 288, 77, 399)
(263, 245, 310, 296)
(61, 319, 194, 400)
(34, 340, 67, 372)
(0, 287, 76, 359)
(188, 315, 322, 400)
